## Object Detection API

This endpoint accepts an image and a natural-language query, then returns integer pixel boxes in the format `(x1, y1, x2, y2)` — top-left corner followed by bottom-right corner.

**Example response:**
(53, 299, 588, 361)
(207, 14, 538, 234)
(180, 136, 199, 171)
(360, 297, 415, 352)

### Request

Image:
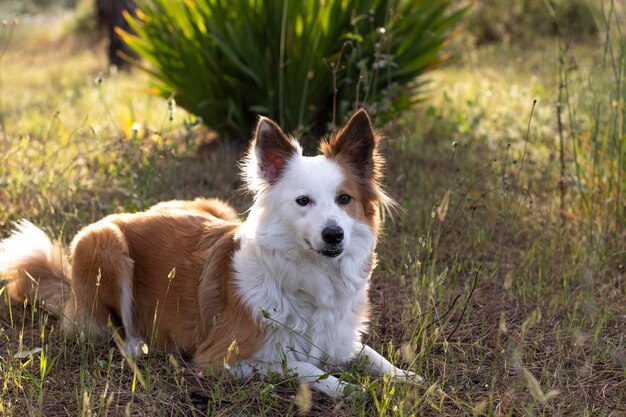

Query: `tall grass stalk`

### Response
(546, 0, 626, 240)
(563, 0, 626, 231)
(599, 0, 626, 227)
(556, 40, 569, 225)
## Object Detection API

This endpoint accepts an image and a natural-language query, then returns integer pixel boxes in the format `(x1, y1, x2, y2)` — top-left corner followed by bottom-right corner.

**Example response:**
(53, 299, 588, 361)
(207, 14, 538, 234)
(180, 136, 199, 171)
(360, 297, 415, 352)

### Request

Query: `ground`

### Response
(0, 9, 625, 417)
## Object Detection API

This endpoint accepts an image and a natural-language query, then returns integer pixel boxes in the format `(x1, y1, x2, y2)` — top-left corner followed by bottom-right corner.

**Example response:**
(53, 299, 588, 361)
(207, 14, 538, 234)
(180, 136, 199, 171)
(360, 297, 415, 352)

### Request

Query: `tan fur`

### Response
(339, 174, 378, 232)
(66, 200, 262, 367)
(1, 199, 261, 369)
(321, 109, 387, 232)
(149, 197, 239, 221)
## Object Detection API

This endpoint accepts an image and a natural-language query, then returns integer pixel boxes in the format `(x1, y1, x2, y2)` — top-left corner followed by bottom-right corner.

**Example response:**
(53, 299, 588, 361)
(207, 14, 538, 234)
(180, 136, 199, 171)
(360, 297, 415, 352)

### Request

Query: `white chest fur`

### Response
(233, 233, 374, 367)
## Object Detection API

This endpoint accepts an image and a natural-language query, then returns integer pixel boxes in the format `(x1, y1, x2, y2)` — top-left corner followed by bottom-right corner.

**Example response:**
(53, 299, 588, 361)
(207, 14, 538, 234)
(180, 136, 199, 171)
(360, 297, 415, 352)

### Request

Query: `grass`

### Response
(1, 7, 625, 417)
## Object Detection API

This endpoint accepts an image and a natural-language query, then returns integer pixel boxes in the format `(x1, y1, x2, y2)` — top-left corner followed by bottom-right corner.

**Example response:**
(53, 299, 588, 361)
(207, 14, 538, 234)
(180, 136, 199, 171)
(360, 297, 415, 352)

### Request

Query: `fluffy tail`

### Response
(0, 220, 71, 317)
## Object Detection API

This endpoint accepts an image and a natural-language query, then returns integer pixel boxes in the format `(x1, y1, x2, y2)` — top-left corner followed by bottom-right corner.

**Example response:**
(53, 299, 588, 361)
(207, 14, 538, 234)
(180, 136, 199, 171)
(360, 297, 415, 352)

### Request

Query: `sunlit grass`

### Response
(0, 7, 624, 417)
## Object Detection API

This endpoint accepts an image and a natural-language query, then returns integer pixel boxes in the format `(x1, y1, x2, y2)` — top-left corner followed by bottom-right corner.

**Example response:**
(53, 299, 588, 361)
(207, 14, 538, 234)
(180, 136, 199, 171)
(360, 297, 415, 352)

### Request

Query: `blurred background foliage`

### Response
(118, 0, 465, 139)
(53, 0, 604, 140)
(2, 0, 619, 226)
(466, 0, 601, 44)
(0, 0, 604, 45)
(0, 0, 79, 14)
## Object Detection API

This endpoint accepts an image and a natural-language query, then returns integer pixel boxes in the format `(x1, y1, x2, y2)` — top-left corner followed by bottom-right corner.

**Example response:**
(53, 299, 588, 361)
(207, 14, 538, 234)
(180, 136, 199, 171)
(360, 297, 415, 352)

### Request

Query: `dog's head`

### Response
(243, 110, 393, 260)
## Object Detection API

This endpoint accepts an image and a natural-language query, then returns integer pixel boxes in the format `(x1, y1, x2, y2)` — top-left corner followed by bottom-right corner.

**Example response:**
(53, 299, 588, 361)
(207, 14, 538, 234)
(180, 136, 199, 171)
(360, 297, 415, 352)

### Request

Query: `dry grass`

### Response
(0, 8, 625, 417)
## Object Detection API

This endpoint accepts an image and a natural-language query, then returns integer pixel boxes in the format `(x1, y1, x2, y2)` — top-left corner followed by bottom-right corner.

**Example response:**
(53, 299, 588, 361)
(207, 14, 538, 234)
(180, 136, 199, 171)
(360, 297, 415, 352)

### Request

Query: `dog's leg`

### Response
(118, 263, 146, 357)
(353, 344, 422, 382)
(65, 222, 144, 355)
(228, 360, 361, 398)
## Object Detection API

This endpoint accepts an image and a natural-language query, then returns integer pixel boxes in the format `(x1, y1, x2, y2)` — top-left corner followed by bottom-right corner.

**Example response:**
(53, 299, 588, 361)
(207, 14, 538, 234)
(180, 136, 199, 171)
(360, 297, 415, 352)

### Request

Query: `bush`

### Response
(119, 0, 464, 139)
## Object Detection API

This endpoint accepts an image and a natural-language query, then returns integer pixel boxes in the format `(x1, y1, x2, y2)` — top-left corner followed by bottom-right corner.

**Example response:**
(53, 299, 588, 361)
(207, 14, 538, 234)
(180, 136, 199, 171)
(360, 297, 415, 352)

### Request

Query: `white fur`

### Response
(119, 258, 145, 357)
(233, 150, 419, 397)
(0, 220, 57, 273)
(236, 154, 374, 363)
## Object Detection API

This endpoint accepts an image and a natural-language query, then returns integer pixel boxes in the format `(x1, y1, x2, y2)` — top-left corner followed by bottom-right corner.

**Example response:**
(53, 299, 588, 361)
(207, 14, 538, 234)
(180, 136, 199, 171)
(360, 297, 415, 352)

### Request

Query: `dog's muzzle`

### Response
(321, 245, 343, 258)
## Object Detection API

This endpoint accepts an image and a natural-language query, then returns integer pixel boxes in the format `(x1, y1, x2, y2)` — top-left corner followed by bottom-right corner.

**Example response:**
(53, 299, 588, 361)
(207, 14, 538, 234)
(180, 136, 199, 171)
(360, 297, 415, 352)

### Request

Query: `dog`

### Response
(0, 109, 420, 397)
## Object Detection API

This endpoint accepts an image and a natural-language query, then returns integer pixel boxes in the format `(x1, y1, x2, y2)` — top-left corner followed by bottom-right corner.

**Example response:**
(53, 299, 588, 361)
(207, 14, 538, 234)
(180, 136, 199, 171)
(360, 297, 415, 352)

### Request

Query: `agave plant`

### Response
(120, 0, 465, 139)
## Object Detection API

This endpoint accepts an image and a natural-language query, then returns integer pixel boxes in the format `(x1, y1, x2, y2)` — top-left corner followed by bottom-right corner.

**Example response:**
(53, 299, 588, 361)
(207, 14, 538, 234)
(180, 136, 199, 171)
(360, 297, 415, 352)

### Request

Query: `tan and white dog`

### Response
(0, 110, 419, 397)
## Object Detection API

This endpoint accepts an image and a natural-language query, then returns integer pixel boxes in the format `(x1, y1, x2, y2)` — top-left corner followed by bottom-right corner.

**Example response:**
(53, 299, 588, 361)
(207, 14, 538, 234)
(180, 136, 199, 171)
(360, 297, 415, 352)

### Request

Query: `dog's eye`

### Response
(337, 194, 352, 205)
(295, 196, 310, 206)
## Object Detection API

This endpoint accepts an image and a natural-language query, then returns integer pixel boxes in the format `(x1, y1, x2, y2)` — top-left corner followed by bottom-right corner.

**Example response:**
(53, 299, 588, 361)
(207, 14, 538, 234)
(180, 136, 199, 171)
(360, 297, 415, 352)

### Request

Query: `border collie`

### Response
(0, 110, 420, 397)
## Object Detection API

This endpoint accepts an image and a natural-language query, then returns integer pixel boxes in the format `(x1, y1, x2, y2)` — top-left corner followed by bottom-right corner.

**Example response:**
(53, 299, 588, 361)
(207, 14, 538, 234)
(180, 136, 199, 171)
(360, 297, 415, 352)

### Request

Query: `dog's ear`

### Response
(253, 117, 299, 184)
(322, 109, 379, 179)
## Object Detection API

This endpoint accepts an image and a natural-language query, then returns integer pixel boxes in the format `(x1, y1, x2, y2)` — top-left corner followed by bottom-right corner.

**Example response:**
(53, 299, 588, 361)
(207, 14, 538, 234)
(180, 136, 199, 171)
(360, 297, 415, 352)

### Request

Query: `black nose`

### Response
(322, 226, 344, 244)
